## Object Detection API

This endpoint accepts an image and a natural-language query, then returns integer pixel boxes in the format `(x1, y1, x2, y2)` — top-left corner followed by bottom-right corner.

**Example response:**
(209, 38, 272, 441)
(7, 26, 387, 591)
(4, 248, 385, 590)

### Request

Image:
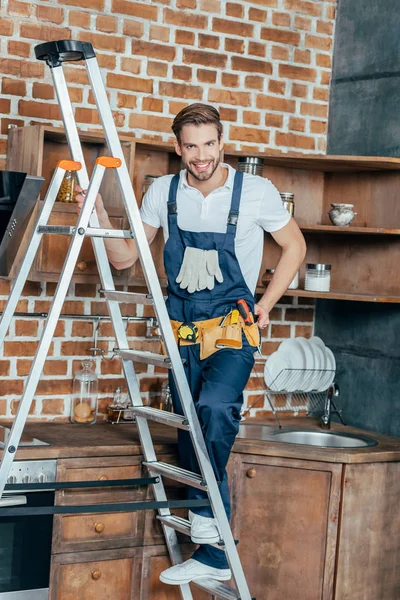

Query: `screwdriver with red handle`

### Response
(237, 299, 262, 355)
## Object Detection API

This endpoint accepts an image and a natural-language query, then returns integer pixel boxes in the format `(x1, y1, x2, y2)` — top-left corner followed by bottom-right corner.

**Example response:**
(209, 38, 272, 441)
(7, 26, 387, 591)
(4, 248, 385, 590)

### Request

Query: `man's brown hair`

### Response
(172, 103, 223, 145)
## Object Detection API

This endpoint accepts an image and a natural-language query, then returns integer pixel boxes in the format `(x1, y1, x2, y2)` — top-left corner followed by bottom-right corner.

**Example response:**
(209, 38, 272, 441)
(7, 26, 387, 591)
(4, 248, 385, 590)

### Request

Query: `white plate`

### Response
(310, 336, 336, 390)
(277, 338, 306, 391)
(308, 342, 327, 391)
(264, 352, 291, 391)
(296, 337, 316, 391)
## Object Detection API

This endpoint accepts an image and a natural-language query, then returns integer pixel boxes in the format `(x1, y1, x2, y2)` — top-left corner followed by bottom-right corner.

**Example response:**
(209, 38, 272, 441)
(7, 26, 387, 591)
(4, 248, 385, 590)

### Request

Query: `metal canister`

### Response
(237, 157, 264, 176)
(280, 192, 295, 216)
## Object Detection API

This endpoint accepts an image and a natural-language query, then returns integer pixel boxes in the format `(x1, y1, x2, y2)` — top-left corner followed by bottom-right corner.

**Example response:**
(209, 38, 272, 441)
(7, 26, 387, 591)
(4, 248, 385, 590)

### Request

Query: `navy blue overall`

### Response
(164, 170, 256, 569)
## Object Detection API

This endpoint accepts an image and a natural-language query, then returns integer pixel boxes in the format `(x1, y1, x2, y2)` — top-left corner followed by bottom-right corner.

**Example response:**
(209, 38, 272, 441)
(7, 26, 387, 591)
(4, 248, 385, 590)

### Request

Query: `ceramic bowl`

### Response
(328, 203, 357, 226)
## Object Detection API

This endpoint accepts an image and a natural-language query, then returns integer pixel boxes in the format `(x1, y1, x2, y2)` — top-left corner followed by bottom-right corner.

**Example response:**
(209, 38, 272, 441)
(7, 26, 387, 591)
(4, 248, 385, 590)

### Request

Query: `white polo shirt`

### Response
(140, 163, 291, 294)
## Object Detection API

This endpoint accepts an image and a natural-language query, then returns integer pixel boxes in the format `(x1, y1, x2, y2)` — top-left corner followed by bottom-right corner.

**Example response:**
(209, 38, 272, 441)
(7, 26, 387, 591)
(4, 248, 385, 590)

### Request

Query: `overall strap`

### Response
(226, 170, 244, 235)
(167, 173, 180, 230)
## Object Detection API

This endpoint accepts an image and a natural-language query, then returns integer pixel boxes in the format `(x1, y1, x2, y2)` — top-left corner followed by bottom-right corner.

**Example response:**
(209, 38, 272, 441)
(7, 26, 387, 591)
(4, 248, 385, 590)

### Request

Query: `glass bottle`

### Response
(56, 170, 77, 203)
(161, 381, 173, 412)
(280, 192, 295, 217)
(71, 360, 98, 425)
(107, 387, 129, 424)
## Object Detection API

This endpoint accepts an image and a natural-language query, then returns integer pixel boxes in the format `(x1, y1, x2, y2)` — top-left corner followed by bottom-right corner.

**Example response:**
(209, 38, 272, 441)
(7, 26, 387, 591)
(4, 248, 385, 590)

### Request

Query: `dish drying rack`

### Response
(249, 367, 344, 428)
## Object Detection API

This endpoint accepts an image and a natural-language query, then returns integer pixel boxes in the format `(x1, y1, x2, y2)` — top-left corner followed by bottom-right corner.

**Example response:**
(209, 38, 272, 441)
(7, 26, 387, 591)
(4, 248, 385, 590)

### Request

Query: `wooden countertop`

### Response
(3, 417, 400, 464)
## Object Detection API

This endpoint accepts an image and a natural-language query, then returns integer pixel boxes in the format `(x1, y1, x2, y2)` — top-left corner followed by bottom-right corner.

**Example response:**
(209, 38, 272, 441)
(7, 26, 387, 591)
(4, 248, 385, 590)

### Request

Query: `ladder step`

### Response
(143, 462, 207, 490)
(38, 225, 132, 239)
(157, 515, 224, 549)
(133, 406, 190, 430)
(193, 579, 240, 600)
(101, 290, 155, 305)
(116, 349, 174, 368)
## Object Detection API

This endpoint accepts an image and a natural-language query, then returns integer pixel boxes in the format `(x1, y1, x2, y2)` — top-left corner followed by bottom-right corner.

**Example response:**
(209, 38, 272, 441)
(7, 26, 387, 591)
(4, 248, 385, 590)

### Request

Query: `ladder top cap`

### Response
(96, 157, 122, 169)
(57, 159, 81, 171)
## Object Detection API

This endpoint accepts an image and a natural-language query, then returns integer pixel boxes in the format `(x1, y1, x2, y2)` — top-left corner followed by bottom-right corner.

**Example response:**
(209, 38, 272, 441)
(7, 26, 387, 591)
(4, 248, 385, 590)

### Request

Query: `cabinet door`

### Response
(231, 454, 342, 600)
(50, 547, 142, 600)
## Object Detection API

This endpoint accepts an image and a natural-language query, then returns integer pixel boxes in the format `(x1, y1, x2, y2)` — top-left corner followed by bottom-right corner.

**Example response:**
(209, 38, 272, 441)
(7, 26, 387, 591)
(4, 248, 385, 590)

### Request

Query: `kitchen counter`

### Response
(3, 416, 400, 463)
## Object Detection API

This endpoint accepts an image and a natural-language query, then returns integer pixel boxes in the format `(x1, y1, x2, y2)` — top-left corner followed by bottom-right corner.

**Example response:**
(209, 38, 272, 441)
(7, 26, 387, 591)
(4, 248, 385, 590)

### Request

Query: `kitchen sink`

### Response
(237, 425, 378, 448)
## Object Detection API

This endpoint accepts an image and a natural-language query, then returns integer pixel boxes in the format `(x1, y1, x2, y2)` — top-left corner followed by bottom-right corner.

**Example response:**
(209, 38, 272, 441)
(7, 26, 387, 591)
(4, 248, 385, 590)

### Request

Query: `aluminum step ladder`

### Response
(0, 40, 255, 600)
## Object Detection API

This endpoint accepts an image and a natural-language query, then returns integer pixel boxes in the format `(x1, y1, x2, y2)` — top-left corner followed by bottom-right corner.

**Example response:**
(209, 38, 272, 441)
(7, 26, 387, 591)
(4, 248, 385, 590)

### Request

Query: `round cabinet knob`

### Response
(22, 474, 31, 484)
(246, 468, 257, 479)
(97, 474, 108, 481)
(94, 522, 105, 533)
(76, 261, 88, 271)
(7, 475, 16, 484)
(91, 569, 102, 581)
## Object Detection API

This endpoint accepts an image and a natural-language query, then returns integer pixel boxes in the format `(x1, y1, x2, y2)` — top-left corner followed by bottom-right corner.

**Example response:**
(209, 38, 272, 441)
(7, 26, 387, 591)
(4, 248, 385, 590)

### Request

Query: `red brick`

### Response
(32, 82, 54, 100)
(268, 79, 286, 95)
(224, 38, 244, 54)
(164, 8, 207, 28)
(117, 93, 137, 109)
(310, 119, 327, 134)
(199, 34, 220, 50)
(15, 320, 38, 337)
(18, 99, 61, 120)
(200, 0, 221, 11)
(279, 64, 316, 82)
(71, 321, 93, 337)
(96, 15, 117, 33)
(248, 0, 277, 6)
(294, 49, 311, 64)
(112, 0, 158, 19)
(295, 324, 313, 338)
(271, 324, 291, 338)
(42, 399, 65, 415)
(294, 15, 312, 30)
(0, 18, 14, 35)
(243, 111, 260, 126)
(227, 2, 243, 17)
(248, 41, 266, 58)
(11, 399, 36, 415)
(197, 69, 217, 84)
(261, 27, 300, 46)
(316, 53, 332, 68)
(43, 360, 68, 376)
(285, 308, 314, 321)
(122, 19, 144, 38)
(245, 75, 264, 90)
(132, 39, 175, 61)
(0, 400, 6, 415)
(212, 17, 253, 37)
(248, 7, 267, 22)
(78, 31, 125, 53)
(272, 11, 291, 27)
(60, 0, 104, 8)
(97, 53, 116, 69)
(320, 71, 331, 86)
(292, 82, 308, 98)
(169, 101, 189, 115)
(4, 341, 39, 356)
(143, 97, 163, 112)
(305, 34, 332, 51)
(121, 57, 141, 75)
(16, 359, 31, 377)
(300, 101, 328, 118)
(271, 45, 290, 61)
(22, 281, 41, 296)
(0, 360, 10, 376)
(260, 341, 280, 356)
(183, 49, 227, 69)
(64, 66, 89, 86)
(275, 132, 315, 150)
(147, 60, 167, 77)
(150, 24, 170, 43)
(219, 107, 237, 122)
(172, 65, 192, 82)
(325, 4, 335, 20)
(221, 73, 239, 87)
(68, 10, 90, 28)
(175, 30, 195, 46)
(36, 5, 64, 24)
(129, 114, 172, 133)
(2, 77, 26, 96)
(208, 88, 250, 106)
(230, 126, 270, 144)
(159, 81, 202, 100)
(177, 0, 197, 7)
(313, 86, 329, 102)
(36, 380, 73, 395)
(7, 0, 31, 16)
(108, 73, 152, 94)
(316, 19, 333, 35)
(73, 284, 97, 298)
(284, 0, 322, 17)
(20, 23, 71, 42)
(7, 40, 30, 58)
(289, 116, 306, 131)
(256, 95, 296, 113)
(232, 56, 272, 75)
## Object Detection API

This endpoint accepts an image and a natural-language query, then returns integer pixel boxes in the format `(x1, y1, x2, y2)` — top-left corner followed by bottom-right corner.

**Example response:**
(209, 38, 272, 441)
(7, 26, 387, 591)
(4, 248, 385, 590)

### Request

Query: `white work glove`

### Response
(206, 250, 223, 285)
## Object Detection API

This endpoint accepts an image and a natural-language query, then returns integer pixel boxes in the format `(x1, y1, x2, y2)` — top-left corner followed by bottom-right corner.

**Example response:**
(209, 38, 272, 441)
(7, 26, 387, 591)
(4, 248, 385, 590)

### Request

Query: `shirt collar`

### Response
(179, 162, 235, 191)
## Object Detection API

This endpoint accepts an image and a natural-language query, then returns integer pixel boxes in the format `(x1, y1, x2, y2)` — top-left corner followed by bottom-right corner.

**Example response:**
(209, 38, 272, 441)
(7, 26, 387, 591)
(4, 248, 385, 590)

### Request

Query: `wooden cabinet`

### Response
(230, 453, 342, 600)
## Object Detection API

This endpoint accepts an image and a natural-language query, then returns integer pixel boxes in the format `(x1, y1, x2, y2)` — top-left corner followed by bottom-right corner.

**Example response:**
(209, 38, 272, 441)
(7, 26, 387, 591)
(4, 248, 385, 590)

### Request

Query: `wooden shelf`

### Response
(277, 289, 400, 303)
(300, 225, 400, 235)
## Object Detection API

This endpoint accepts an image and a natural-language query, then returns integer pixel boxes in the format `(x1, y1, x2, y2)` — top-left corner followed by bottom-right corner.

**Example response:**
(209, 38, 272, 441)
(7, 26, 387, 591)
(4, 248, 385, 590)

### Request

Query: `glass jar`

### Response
(161, 381, 173, 412)
(107, 387, 129, 424)
(71, 360, 98, 425)
(305, 264, 331, 292)
(280, 192, 295, 217)
(237, 157, 264, 176)
(56, 170, 77, 203)
(262, 268, 299, 290)
(142, 175, 160, 199)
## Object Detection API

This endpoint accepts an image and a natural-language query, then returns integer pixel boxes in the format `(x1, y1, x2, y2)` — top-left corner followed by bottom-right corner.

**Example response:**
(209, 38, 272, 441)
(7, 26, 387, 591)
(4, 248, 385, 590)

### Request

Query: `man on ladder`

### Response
(76, 103, 306, 585)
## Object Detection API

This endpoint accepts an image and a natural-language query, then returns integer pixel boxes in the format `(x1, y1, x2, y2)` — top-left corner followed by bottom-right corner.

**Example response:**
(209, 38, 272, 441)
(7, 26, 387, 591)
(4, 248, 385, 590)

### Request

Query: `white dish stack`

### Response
(264, 336, 336, 392)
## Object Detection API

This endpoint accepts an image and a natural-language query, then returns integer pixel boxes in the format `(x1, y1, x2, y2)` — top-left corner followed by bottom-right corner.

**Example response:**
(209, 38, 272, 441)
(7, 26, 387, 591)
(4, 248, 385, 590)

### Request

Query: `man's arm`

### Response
(255, 218, 306, 328)
(75, 186, 159, 270)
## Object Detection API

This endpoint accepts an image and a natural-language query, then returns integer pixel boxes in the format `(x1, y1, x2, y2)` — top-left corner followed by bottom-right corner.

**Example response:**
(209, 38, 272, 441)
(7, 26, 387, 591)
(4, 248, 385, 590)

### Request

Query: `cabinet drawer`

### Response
(53, 510, 144, 554)
(50, 547, 141, 600)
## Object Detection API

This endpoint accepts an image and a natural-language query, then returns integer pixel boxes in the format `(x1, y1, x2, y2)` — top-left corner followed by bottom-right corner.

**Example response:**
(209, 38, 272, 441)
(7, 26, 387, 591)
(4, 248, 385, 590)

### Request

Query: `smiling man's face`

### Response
(174, 123, 224, 182)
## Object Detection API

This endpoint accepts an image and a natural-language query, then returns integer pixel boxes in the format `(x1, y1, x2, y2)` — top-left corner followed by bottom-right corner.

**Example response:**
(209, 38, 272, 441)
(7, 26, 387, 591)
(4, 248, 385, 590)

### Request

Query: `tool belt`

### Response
(170, 315, 260, 360)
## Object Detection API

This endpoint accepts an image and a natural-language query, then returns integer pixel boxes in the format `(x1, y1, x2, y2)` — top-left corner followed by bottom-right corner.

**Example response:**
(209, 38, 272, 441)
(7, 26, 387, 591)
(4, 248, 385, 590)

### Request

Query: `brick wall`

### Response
(0, 0, 335, 420)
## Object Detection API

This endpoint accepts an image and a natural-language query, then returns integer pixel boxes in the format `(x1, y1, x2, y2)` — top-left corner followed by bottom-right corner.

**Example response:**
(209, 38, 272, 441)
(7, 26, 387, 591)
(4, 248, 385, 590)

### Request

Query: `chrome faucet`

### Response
(321, 383, 343, 429)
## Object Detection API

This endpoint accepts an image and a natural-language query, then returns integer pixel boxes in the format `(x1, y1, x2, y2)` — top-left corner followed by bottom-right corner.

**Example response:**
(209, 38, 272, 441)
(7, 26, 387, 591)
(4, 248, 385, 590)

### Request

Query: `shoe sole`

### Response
(191, 534, 221, 545)
(159, 573, 232, 585)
